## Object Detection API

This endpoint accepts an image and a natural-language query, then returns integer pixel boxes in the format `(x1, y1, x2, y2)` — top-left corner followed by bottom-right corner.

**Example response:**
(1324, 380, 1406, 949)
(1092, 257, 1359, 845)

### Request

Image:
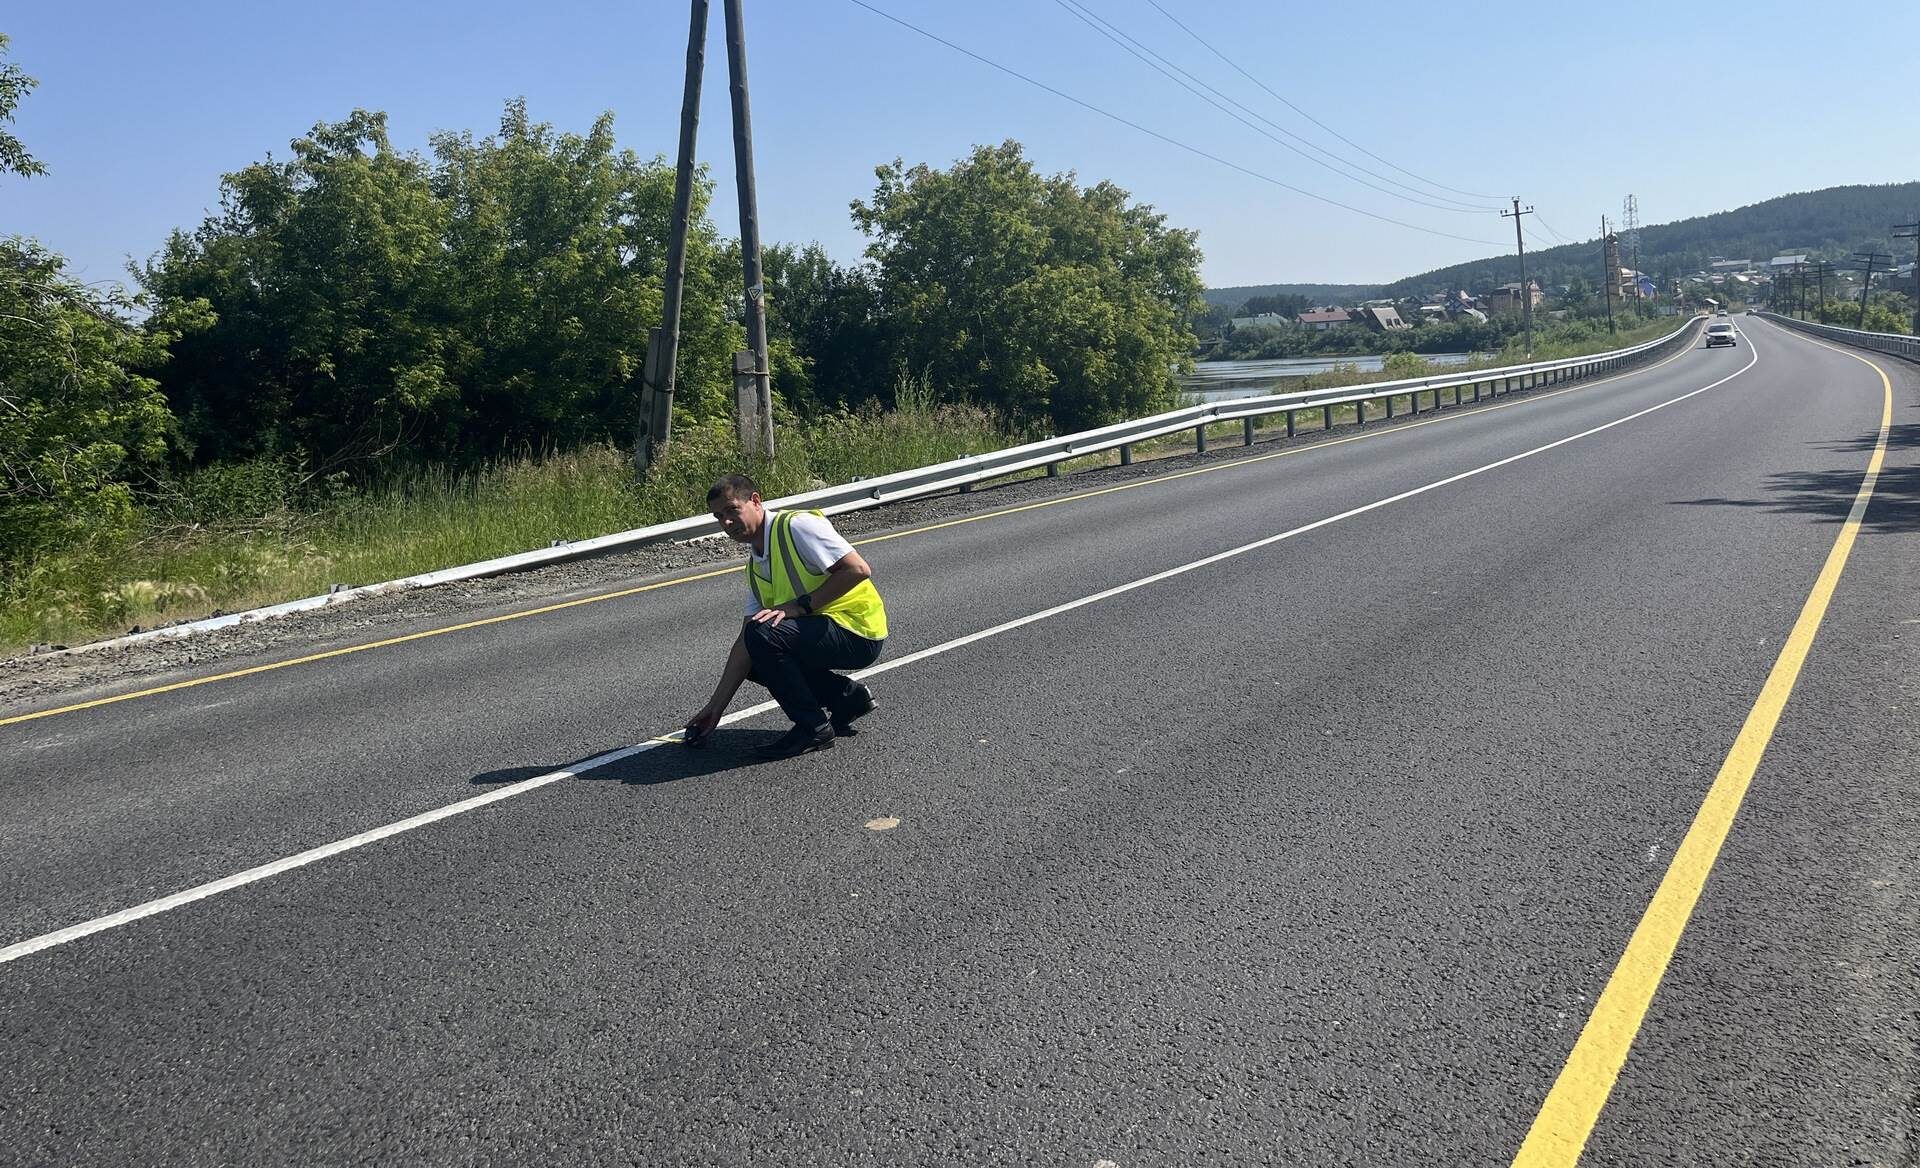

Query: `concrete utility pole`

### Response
(1896, 220, 1920, 335)
(1852, 251, 1892, 329)
(724, 0, 775, 461)
(635, 0, 709, 474)
(1502, 197, 1534, 357)
(1601, 216, 1617, 335)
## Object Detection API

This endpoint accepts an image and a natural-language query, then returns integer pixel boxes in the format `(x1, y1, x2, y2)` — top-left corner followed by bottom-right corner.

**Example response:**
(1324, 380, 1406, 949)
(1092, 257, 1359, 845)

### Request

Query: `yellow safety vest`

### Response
(748, 509, 888, 641)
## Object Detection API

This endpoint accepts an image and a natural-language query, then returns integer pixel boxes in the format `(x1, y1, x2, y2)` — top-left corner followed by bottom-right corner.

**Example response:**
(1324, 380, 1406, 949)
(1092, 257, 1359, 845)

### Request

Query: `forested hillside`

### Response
(1379, 182, 1920, 297)
(1203, 283, 1378, 308)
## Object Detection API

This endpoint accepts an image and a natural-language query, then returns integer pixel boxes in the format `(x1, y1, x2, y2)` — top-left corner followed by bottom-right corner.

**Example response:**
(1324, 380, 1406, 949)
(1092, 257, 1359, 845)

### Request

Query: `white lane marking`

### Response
(0, 340, 1762, 967)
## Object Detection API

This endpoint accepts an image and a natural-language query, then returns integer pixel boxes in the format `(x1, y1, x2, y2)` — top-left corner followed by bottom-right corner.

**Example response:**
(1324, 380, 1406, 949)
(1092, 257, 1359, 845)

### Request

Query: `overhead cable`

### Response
(1143, 0, 1501, 203)
(1052, 0, 1497, 215)
(845, 0, 1503, 247)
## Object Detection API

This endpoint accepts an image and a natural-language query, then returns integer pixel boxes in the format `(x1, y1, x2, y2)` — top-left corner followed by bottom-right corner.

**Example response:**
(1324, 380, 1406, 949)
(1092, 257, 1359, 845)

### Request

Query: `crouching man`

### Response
(684, 474, 888, 759)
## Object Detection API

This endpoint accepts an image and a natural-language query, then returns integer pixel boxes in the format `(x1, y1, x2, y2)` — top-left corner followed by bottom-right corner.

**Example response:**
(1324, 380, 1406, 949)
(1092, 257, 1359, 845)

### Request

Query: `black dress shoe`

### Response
(831, 684, 877, 737)
(755, 722, 835, 759)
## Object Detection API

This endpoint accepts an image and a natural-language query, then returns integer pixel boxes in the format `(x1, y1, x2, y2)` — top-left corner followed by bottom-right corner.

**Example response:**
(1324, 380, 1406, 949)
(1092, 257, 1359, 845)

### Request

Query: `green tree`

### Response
(429, 99, 735, 452)
(142, 111, 452, 469)
(0, 34, 46, 179)
(142, 103, 737, 471)
(851, 141, 1203, 432)
(762, 241, 891, 410)
(1237, 292, 1309, 319)
(0, 38, 197, 570)
(0, 243, 201, 568)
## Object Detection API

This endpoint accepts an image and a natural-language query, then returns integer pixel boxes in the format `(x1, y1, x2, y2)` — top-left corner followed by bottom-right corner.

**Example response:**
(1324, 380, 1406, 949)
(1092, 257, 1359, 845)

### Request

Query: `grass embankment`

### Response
(1, 317, 1690, 656)
(0, 392, 1017, 655)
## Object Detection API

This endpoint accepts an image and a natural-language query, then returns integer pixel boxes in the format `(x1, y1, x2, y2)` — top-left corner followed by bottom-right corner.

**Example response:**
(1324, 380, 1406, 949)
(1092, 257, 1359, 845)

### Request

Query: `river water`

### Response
(1180, 352, 1473, 401)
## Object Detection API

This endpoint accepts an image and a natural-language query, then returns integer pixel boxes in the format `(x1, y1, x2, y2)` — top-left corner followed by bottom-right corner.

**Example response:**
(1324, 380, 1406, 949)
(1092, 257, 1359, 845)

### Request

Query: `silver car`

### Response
(1705, 322, 1737, 348)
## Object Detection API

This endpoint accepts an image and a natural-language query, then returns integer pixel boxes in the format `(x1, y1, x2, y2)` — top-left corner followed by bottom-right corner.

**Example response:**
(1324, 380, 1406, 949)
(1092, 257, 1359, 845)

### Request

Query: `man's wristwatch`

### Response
(796, 592, 814, 614)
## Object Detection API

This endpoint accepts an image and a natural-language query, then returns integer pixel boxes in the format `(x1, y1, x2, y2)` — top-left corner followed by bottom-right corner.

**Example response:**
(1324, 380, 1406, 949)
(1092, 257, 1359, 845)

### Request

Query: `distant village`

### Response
(1207, 247, 1915, 359)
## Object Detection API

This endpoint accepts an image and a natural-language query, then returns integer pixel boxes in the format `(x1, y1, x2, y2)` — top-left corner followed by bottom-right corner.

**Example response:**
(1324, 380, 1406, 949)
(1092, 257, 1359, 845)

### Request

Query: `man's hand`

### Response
(749, 601, 801, 627)
(683, 705, 722, 747)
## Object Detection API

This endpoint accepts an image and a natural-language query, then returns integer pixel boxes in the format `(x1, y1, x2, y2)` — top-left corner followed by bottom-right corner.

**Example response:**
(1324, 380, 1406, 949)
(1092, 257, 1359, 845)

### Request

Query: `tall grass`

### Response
(0, 387, 1013, 654)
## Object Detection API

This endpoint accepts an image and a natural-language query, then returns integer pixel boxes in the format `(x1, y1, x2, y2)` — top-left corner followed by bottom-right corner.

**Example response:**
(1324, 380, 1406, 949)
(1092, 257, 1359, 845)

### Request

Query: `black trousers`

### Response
(742, 615, 885, 730)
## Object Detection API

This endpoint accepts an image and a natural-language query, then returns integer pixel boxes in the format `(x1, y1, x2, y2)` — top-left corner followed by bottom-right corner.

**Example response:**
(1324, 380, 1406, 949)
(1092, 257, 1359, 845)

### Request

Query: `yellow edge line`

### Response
(1510, 327, 1895, 1167)
(4, 331, 1700, 729)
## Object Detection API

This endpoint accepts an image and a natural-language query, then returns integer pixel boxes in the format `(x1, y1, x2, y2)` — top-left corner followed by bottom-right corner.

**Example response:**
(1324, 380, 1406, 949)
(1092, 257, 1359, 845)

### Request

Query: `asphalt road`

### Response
(2, 316, 1915, 1166)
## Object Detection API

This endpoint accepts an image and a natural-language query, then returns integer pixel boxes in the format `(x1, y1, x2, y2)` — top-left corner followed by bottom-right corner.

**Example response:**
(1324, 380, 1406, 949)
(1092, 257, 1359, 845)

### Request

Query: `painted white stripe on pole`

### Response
(0, 340, 1758, 967)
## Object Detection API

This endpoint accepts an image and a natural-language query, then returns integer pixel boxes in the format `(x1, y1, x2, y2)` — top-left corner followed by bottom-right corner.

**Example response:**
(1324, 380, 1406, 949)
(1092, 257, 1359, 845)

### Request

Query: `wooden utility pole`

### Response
(1852, 251, 1892, 328)
(1806, 260, 1835, 319)
(723, 0, 774, 460)
(1896, 220, 1920, 335)
(635, 0, 709, 474)
(1502, 196, 1534, 356)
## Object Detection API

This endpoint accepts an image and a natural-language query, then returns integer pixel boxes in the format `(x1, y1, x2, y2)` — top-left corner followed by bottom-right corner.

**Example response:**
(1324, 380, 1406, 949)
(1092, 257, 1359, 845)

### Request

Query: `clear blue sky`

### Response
(6, 1, 1917, 293)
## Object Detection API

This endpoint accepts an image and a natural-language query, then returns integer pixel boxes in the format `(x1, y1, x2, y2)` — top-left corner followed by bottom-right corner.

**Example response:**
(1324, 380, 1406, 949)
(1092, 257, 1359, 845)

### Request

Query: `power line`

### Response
(844, 0, 1503, 246)
(1532, 214, 1575, 244)
(1050, 0, 1494, 216)
(1142, 0, 1500, 203)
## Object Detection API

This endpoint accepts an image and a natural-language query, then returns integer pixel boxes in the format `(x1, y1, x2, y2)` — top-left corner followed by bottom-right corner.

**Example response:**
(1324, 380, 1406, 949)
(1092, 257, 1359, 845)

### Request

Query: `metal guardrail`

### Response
(52, 316, 1703, 654)
(1756, 312, 1920, 362)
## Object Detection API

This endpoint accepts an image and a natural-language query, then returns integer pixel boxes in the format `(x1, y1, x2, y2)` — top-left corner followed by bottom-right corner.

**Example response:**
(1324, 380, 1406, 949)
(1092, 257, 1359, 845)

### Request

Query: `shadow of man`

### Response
(470, 728, 803, 788)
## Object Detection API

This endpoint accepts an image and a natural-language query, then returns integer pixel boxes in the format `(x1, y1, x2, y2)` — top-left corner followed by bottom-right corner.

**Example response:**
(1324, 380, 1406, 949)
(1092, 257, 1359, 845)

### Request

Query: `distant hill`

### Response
(1379, 181, 1920, 298)
(1204, 282, 1379, 309)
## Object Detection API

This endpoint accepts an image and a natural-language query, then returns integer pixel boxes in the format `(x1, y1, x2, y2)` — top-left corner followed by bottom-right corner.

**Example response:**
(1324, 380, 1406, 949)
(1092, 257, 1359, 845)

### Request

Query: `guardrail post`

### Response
(1322, 404, 1333, 430)
(1046, 462, 1059, 477)
(1471, 381, 1481, 402)
(1119, 444, 1132, 466)
(1355, 399, 1367, 426)
(1242, 416, 1255, 445)
(1385, 394, 1395, 420)
(1195, 425, 1207, 453)
(1286, 410, 1296, 437)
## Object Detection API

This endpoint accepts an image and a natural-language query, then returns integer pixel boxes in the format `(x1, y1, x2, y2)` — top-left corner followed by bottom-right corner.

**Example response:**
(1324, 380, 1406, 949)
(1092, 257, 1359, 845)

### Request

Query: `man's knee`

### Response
(741, 617, 793, 657)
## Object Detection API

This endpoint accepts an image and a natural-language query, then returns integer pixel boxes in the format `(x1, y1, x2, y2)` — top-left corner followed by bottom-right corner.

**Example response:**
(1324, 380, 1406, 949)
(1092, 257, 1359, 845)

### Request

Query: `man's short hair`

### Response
(707, 473, 759, 504)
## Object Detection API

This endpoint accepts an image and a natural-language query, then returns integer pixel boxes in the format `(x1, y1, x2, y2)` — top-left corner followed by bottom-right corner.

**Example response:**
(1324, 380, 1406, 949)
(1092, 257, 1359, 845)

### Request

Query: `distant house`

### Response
(1230, 312, 1292, 331)
(1418, 303, 1448, 320)
(1296, 307, 1353, 331)
(1488, 281, 1542, 311)
(1769, 254, 1809, 269)
(1352, 305, 1409, 332)
(1436, 290, 1487, 322)
(1710, 259, 1751, 273)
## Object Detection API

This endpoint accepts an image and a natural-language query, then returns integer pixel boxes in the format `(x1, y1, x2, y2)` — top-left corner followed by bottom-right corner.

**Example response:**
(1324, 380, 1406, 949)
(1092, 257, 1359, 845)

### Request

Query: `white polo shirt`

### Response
(745, 510, 855, 616)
